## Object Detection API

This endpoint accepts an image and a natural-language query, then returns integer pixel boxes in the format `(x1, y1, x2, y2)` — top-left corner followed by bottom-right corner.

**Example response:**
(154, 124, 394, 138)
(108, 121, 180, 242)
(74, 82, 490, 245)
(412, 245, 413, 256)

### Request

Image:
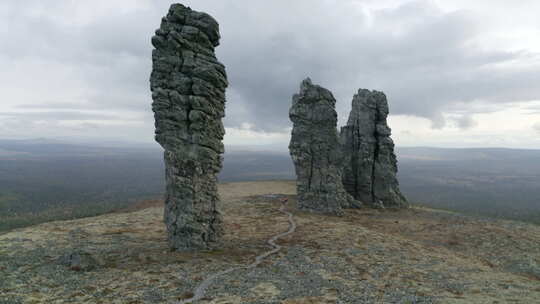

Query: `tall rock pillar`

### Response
(289, 78, 360, 215)
(150, 4, 228, 250)
(341, 89, 408, 208)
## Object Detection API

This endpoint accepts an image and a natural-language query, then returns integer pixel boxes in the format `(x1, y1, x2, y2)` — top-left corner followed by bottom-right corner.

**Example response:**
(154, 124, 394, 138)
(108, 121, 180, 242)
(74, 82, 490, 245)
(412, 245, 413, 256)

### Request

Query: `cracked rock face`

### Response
(340, 89, 408, 208)
(289, 78, 359, 215)
(150, 4, 227, 251)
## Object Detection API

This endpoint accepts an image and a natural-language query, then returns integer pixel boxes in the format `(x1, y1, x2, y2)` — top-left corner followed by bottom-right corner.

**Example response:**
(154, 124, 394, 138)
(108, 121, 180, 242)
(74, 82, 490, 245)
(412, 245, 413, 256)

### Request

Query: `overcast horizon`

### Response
(1, 0, 540, 149)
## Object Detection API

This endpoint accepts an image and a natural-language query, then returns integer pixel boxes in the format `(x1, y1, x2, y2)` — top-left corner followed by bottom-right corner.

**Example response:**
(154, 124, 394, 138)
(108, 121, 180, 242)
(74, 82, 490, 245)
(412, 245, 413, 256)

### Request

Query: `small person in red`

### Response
(280, 197, 288, 204)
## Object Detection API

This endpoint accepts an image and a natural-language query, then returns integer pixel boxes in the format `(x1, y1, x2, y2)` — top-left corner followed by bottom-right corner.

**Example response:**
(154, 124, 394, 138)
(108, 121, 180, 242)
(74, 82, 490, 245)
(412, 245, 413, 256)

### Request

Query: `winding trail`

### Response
(177, 199, 296, 304)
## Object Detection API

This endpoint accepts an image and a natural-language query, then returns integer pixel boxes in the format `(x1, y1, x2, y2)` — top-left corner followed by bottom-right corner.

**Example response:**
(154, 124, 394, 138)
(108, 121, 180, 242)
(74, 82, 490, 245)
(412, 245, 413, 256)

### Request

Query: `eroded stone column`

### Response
(150, 4, 227, 250)
(289, 78, 360, 215)
(341, 89, 408, 208)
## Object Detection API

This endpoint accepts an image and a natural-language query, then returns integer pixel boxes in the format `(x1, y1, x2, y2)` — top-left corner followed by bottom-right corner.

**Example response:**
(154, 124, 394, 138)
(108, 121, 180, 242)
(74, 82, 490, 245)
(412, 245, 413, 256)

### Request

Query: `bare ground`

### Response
(0, 181, 539, 303)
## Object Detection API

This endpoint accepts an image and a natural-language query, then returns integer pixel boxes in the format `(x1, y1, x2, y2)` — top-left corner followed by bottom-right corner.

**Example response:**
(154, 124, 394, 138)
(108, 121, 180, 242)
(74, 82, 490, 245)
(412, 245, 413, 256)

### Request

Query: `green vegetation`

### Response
(0, 199, 157, 232)
(397, 148, 540, 226)
(0, 193, 19, 212)
(0, 140, 165, 232)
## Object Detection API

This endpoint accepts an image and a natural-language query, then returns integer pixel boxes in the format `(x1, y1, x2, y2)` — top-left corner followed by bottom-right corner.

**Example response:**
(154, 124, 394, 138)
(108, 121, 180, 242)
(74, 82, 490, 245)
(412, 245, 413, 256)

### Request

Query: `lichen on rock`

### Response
(340, 89, 408, 208)
(150, 4, 227, 251)
(289, 78, 360, 215)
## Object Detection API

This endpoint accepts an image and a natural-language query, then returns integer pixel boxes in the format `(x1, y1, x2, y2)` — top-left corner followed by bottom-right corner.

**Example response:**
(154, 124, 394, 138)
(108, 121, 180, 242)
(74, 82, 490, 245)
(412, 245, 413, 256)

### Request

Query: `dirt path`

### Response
(177, 199, 296, 304)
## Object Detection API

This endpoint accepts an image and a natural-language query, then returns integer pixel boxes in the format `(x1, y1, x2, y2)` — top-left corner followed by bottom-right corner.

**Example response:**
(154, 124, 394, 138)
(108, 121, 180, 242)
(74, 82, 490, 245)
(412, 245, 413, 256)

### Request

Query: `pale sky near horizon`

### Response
(1, 0, 540, 149)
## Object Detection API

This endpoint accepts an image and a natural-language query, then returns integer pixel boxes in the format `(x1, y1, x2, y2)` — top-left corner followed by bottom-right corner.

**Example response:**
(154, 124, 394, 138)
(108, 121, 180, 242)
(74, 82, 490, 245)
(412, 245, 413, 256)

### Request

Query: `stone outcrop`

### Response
(57, 250, 97, 272)
(340, 89, 408, 208)
(150, 4, 227, 250)
(289, 78, 360, 215)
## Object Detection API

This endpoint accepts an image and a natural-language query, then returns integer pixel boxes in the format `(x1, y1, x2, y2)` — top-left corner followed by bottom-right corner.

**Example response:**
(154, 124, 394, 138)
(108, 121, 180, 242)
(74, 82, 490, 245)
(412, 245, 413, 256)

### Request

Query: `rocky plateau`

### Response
(1, 181, 539, 303)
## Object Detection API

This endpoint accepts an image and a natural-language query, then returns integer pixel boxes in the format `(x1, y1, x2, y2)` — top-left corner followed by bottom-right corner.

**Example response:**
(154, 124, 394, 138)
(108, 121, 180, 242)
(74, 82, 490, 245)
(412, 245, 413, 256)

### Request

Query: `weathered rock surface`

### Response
(289, 78, 359, 215)
(341, 89, 408, 208)
(150, 4, 227, 250)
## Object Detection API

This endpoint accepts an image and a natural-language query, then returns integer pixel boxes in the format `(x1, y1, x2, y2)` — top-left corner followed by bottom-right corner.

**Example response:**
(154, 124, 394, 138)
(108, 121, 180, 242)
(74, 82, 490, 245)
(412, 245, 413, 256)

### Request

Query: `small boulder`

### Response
(58, 250, 97, 272)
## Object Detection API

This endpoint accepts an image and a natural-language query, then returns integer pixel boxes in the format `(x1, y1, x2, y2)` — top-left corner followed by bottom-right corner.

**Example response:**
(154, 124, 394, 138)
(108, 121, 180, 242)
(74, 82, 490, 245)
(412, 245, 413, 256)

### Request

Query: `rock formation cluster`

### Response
(289, 78, 359, 215)
(150, 4, 227, 251)
(341, 90, 408, 208)
(289, 80, 408, 212)
(149, 4, 406, 250)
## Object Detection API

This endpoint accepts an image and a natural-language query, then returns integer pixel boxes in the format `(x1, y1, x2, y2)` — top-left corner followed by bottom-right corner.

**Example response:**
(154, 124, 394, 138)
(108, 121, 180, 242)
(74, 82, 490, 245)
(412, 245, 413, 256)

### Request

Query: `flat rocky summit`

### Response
(1, 181, 539, 303)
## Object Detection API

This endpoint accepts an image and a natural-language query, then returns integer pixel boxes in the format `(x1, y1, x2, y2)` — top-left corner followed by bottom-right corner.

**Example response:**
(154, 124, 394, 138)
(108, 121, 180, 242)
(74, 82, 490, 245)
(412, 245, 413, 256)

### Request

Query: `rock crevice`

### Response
(151, 4, 227, 251)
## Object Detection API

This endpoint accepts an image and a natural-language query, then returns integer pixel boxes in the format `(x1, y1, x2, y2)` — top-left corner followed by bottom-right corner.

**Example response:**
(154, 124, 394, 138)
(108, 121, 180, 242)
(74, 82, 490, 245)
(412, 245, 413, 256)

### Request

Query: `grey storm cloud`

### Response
(209, 0, 540, 131)
(1, 0, 540, 135)
(453, 115, 477, 130)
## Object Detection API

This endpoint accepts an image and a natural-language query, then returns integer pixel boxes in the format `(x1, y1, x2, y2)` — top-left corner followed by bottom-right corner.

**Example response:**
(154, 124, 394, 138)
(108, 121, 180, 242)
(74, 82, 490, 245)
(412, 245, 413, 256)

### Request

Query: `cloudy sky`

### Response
(1, 0, 540, 149)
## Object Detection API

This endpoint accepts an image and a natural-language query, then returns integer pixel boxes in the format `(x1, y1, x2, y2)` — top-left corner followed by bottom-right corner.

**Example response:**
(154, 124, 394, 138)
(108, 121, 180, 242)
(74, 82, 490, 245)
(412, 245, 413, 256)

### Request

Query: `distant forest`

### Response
(0, 139, 539, 232)
(0, 140, 165, 231)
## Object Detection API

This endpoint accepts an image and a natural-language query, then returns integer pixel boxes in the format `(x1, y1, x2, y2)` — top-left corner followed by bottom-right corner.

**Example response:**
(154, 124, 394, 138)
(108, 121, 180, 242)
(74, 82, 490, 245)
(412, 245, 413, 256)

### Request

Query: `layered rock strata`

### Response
(340, 89, 408, 208)
(150, 4, 227, 250)
(289, 78, 359, 215)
